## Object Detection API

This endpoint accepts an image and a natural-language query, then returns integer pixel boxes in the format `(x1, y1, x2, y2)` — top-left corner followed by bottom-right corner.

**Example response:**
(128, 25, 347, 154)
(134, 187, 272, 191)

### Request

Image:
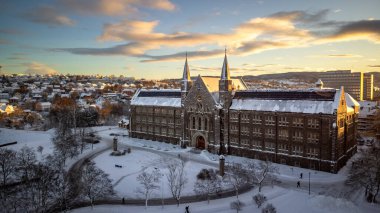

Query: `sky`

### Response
(0, 0, 380, 79)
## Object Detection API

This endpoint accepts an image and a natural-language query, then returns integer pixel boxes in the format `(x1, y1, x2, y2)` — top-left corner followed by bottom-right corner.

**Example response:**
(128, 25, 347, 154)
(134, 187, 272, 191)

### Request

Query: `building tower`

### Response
(219, 49, 233, 154)
(181, 53, 192, 147)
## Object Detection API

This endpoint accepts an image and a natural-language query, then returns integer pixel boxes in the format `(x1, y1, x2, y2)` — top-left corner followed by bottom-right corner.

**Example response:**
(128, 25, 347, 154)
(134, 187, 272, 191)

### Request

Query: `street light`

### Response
(308, 172, 311, 195)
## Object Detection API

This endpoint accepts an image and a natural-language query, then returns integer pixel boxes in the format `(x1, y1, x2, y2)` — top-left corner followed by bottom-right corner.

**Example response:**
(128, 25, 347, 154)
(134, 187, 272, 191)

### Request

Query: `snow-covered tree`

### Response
(230, 200, 245, 213)
(136, 168, 162, 209)
(224, 162, 249, 199)
(246, 160, 279, 192)
(81, 161, 114, 208)
(262, 203, 276, 213)
(166, 161, 187, 206)
(193, 168, 221, 204)
(0, 148, 17, 186)
(17, 146, 37, 181)
(253, 193, 267, 208)
(346, 146, 380, 203)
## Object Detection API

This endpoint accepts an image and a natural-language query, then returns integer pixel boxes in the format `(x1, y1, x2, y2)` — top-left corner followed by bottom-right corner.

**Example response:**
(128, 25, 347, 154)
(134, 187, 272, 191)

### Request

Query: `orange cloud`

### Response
(59, 0, 175, 16)
(57, 10, 380, 63)
(24, 62, 59, 75)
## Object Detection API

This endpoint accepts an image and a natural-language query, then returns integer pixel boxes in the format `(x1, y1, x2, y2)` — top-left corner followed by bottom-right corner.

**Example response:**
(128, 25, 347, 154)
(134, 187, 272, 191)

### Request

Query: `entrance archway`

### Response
(196, 136, 205, 150)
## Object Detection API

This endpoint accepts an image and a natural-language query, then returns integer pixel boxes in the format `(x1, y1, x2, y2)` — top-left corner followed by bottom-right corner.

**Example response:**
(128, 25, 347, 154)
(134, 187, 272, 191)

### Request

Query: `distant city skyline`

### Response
(1, 0, 380, 79)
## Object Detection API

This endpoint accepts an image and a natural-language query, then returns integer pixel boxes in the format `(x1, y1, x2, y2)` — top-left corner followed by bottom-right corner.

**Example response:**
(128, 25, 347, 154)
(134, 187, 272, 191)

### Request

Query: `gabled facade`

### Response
(129, 55, 358, 173)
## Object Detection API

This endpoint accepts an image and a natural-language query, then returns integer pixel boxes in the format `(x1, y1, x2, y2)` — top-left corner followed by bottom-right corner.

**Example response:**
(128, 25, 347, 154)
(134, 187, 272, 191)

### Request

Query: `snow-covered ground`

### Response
(2, 127, 379, 212)
(70, 185, 379, 213)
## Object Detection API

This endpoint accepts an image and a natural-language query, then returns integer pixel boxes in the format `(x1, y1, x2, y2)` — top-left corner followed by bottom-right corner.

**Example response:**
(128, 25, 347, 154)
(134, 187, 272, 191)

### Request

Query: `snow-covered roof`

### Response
(131, 89, 181, 107)
(345, 93, 360, 107)
(230, 89, 345, 114)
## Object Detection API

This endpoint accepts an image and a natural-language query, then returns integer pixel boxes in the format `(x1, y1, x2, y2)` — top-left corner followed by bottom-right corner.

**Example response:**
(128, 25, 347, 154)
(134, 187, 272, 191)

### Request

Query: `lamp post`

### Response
(308, 172, 311, 195)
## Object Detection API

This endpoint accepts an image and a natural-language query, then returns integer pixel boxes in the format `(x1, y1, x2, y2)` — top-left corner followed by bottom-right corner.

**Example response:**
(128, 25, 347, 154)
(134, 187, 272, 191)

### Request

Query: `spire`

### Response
(221, 48, 230, 80)
(182, 52, 190, 81)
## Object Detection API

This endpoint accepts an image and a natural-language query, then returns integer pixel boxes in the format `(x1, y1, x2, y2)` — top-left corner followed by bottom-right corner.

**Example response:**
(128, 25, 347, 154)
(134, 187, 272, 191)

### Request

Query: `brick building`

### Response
(129, 53, 359, 173)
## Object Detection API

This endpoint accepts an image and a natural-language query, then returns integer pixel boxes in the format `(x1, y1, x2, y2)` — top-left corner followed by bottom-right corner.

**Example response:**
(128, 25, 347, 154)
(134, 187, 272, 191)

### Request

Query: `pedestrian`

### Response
(297, 181, 300, 188)
(185, 205, 190, 213)
(122, 197, 125, 204)
(300, 173, 303, 179)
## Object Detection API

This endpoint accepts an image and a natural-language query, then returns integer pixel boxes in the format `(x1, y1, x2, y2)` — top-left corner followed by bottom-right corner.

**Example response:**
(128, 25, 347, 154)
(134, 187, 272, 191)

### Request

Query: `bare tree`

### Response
(166, 161, 188, 206)
(262, 203, 276, 213)
(253, 193, 267, 208)
(136, 168, 162, 209)
(0, 148, 17, 186)
(224, 162, 249, 200)
(17, 146, 37, 181)
(230, 200, 245, 213)
(37, 146, 44, 156)
(246, 160, 279, 192)
(81, 161, 114, 208)
(193, 168, 222, 204)
(346, 147, 380, 203)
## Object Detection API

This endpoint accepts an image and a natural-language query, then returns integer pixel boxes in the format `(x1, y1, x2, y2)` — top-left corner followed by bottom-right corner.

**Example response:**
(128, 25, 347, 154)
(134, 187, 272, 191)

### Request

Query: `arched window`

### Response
(192, 117, 196, 129)
(205, 118, 208, 130)
(198, 117, 202, 130)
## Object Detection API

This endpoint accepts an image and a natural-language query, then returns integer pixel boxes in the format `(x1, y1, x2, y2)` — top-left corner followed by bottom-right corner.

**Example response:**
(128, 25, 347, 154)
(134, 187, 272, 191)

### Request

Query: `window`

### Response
(252, 115, 262, 124)
(252, 140, 261, 149)
(278, 144, 288, 154)
(161, 128, 167, 135)
(198, 117, 202, 130)
(241, 113, 249, 122)
(292, 145, 303, 156)
(307, 147, 319, 158)
(141, 126, 146, 132)
(279, 129, 288, 140)
(168, 128, 174, 136)
(265, 115, 275, 125)
(241, 139, 250, 146)
(161, 117, 166, 124)
(230, 113, 238, 120)
(279, 116, 288, 126)
(293, 131, 303, 142)
(265, 142, 275, 152)
(205, 119, 208, 130)
(155, 126, 160, 133)
(253, 127, 262, 136)
(307, 132, 319, 144)
(148, 126, 153, 133)
(230, 125, 238, 132)
(308, 118, 319, 128)
(192, 117, 196, 129)
(265, 128, 275, 138)
(241, 126, 249, 135)
(155, 117, 160, 124)
(230, 137, 238, 145)
(293, 117, 303, 127)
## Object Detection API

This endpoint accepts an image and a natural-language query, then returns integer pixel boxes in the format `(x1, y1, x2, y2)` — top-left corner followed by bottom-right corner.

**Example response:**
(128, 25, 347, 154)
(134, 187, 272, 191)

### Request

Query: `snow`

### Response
(2, 127, 379, 213)
(70, 184, 378, 213)
(230, 99, 337, 114)
(131, 97, 181, 107)
(130, 89, 181, 107)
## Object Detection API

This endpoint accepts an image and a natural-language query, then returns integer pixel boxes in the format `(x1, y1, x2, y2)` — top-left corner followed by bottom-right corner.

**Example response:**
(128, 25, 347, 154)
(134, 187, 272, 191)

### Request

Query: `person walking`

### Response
(297, 181, 300, 188)
(300, 173, 303, 179)
(185, 205, 190, 213)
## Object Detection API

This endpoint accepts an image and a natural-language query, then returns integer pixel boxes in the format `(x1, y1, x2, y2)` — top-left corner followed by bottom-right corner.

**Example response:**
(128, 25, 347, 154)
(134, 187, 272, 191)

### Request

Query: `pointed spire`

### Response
(221, 48, 230, 80)
(183, 52, 190, 81)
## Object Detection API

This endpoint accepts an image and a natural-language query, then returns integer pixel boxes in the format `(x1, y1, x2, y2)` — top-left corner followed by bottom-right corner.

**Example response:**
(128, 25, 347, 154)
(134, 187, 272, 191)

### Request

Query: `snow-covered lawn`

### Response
(70, 185, 379, 213)
(93, 149, 216, 198)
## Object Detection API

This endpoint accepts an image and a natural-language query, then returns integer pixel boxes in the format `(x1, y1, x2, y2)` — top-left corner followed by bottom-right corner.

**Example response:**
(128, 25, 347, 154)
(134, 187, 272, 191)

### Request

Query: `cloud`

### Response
(322, 20, 380, 43)
(56, 10, 380, 62)
(0, 28, 25, 35)
(23, 62, 59, 75)
(368, 65, 380, 68)
(0, 38, 10, 44)
(59, 0, 175, 16)
(309, 54, 363, 58)
(22, 6, 75, 26)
